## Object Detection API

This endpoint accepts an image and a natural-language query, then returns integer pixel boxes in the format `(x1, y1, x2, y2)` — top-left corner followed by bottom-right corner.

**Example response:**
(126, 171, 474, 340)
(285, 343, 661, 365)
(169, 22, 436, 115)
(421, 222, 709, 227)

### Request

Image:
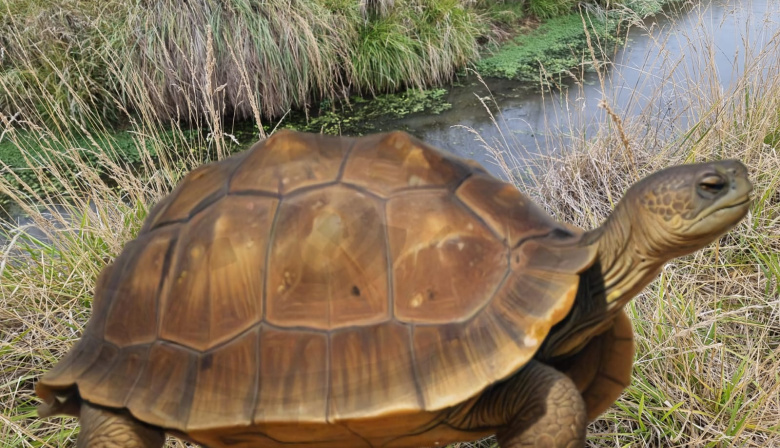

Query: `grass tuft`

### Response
(2, 2, 779, 448)
(0, 0, 485, 130)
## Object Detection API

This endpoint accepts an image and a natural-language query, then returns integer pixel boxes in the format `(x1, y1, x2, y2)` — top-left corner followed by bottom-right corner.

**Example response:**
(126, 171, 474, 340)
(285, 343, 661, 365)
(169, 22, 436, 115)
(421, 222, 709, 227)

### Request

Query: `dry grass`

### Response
(0, 0, 484, 130)
(464, 1, 780, 446)
(1, 1, 780, 448)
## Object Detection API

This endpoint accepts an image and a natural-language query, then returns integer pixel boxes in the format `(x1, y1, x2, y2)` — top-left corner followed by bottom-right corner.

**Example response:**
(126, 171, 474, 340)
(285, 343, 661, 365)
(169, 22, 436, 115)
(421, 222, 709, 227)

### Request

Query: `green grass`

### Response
(3, 1, 779, 447)
(0, 87, 454, 211)
(529, 0, 576, 19)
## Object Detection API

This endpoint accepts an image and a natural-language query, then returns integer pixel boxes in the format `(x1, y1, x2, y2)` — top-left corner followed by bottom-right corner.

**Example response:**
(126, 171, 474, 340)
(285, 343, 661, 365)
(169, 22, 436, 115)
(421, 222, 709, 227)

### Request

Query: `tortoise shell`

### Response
(36, 130, 597, 446)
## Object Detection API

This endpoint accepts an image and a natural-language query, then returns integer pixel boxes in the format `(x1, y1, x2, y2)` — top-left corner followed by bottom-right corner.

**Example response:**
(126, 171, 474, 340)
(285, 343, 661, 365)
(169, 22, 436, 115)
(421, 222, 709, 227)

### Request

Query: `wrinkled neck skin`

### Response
(586, 204, 665, 310)
(537, 203, 663, 361)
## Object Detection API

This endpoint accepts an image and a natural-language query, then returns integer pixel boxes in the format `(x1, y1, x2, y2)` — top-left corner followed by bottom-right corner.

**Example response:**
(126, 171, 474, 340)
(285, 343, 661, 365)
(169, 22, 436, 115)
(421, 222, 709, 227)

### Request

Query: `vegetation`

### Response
(278, 88, 452, 135)
(1, 0, 670, 132)
(474, 12, 622, 85)
(529, 0, 576, 19)
(0, 0, 483, 131)
(0, 0, 667, 208)
(3, 1, 779, 448)
(463, 4, 780, 445)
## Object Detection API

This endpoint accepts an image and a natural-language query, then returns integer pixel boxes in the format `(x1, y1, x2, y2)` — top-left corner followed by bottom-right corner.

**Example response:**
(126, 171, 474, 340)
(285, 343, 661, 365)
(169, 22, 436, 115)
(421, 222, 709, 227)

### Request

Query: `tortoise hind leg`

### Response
(77, 402, 165, 448)
(449, 360, 586, 448)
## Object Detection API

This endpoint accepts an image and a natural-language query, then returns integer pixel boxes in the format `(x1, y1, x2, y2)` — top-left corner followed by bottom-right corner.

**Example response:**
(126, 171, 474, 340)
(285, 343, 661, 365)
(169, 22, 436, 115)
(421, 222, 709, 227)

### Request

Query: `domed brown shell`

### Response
(36, 130, 597, 446)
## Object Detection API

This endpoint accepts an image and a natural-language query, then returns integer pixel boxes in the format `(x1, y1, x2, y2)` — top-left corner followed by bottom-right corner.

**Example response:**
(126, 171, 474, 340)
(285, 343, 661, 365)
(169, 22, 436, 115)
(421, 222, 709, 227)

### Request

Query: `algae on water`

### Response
(279, 89, 452, 135)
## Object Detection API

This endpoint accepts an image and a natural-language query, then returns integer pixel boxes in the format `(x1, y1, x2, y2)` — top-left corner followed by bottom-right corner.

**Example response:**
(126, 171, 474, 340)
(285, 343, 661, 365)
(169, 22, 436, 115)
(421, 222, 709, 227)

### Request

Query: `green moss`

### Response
(475, 13, 622, 84)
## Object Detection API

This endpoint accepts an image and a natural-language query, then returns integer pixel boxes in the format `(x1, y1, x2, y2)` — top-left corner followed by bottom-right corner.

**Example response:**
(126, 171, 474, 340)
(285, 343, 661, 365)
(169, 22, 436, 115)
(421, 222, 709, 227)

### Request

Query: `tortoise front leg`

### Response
(449, 360, 586, 448)
(77, 402, 165, 448)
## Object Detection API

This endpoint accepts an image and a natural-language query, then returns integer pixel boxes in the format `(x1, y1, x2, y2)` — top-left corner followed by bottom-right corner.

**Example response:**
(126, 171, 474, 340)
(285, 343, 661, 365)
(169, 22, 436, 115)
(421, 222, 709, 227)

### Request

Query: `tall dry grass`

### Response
(0, 0, 485, 130)
(1, 2, 779, 448)
(464, 1, 780, 446)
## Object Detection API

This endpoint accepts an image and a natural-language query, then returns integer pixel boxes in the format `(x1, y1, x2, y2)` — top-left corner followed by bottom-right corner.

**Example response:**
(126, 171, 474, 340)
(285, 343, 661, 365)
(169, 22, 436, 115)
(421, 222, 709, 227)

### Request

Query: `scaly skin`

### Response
(494, 365, 585, 448)
(448, 361, 586, 448)
(77, 403, 164, 448)
(541, 160, 753, 360)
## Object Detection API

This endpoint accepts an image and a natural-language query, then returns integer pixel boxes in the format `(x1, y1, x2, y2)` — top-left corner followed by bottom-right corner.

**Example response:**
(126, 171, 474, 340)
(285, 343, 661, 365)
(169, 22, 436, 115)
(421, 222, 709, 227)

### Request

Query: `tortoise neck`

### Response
(584, 203, 662, 313)
(539, 205, 662, 360)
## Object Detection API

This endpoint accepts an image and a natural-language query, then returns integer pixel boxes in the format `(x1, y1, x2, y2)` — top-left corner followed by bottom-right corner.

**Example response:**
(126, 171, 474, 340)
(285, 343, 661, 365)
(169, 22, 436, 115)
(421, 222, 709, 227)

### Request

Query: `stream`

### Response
(1, 0, 778, 246)
(378, 0, 778, 179)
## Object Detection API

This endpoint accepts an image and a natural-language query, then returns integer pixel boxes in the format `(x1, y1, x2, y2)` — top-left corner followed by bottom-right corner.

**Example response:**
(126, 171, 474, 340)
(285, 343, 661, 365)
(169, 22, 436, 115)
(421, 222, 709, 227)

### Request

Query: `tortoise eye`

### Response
(699, 174, 726, 196)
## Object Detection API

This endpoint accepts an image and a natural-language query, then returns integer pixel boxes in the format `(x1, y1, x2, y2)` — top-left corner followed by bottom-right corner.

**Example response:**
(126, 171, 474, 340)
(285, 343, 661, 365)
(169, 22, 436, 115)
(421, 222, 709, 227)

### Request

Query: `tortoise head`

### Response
(622, 159, 752, 260)
(542, 160, 752, 358)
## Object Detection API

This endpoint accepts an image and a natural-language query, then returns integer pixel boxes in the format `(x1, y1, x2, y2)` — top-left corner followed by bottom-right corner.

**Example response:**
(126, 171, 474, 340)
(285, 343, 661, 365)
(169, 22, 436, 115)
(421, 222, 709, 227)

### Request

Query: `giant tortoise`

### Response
(35, 130, 753, 447)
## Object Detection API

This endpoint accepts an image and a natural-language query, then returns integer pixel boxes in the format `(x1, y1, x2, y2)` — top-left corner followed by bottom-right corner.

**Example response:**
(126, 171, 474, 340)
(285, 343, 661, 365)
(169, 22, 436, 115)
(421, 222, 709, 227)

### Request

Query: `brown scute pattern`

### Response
(413, 323, 488, 410)
(159, 196, 277, 351)
(230, 129, 353, 195)
(90, 260, 114, 317)
(187, 328, 258, 430)
(456, 174, 568, 246)
(104, 228, 178, 347)
(138, 193, 174, 235)
(125, 342, 197, 431)
(87, 239, 145, 340)
(491, 269, 580, 344)
(266, 185, 388, 330)
(341, 131, 472, 197)
(72, 343, 119, 394)
(462, 306, 537, 384)
(147, 152, 246, 229)
(343, 410, 445, 443)
(512, 237, 596, 275)
(38, 335, 102, 390)
(189, 421, 362, 448)
(81, 345, 150, 408)
(37, 130, 596, 433)
(387, 191, 507, 323)
(261, 423, 358, 447)
(329, 322, 419, 420)
(255, 327, 328, 423)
